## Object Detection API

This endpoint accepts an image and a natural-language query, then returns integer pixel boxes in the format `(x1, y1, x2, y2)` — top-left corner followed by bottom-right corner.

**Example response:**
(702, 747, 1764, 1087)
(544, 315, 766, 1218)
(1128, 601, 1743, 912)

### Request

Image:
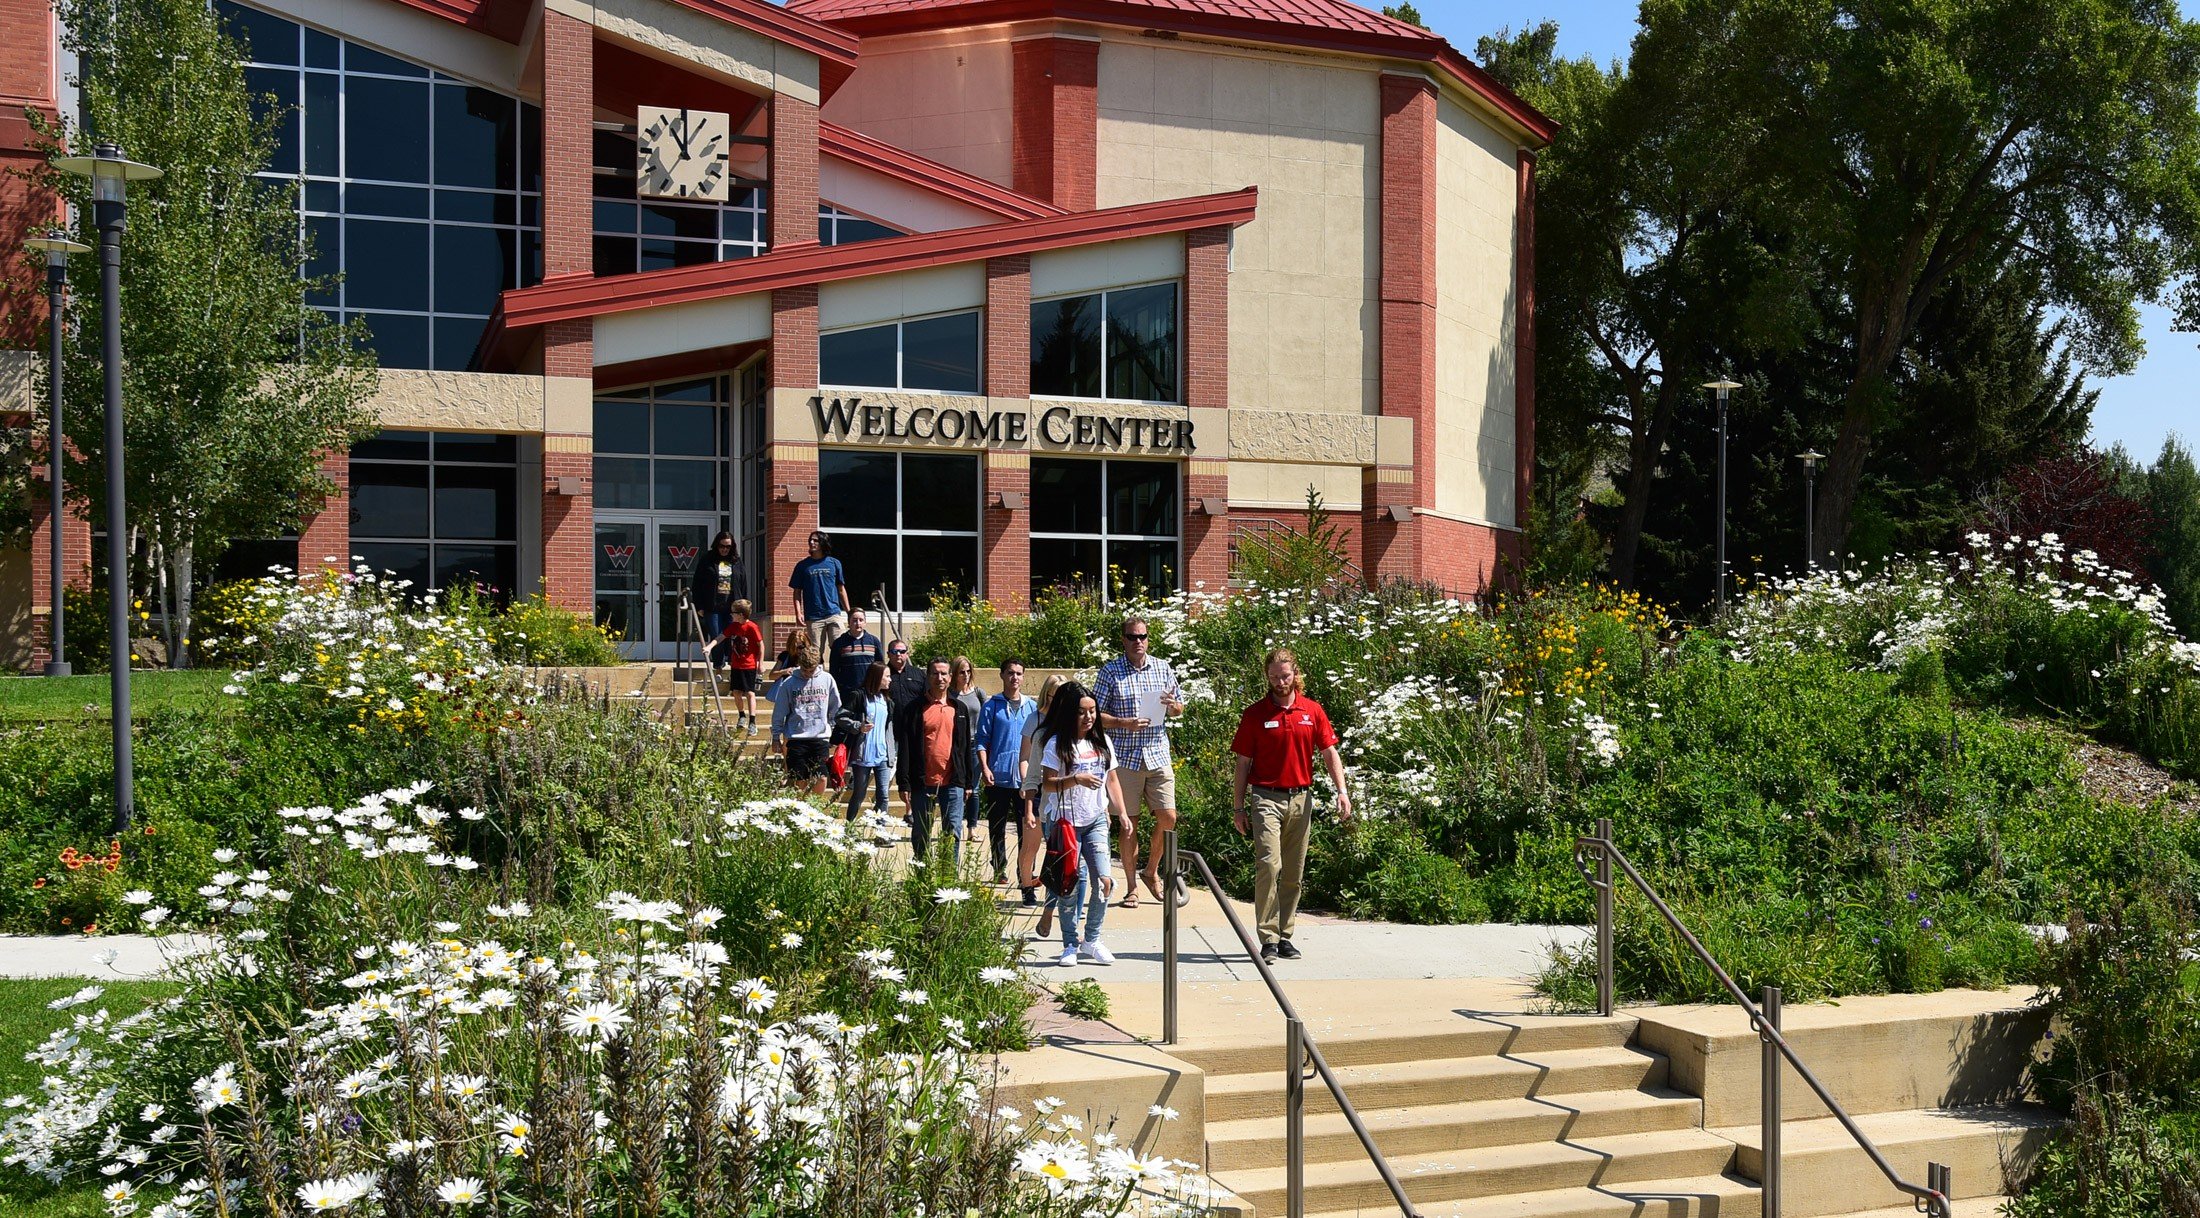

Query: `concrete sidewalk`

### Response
(0, 933, 211, 979)
(1002, 878, 1591, 983)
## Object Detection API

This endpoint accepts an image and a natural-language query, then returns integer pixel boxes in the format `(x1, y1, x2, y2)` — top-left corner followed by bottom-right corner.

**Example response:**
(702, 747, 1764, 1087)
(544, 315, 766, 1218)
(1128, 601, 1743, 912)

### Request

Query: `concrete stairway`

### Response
(1177, 1009, 2048, 1218)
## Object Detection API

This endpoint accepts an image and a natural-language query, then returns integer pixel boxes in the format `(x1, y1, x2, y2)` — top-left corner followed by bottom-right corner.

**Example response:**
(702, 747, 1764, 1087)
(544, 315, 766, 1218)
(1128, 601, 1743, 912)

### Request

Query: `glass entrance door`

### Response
(595, 516, 723, 660)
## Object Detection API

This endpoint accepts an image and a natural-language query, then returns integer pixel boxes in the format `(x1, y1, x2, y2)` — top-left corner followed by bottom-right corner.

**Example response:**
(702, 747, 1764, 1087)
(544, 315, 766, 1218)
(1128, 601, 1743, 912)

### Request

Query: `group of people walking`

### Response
(686, 529, 1354, 967)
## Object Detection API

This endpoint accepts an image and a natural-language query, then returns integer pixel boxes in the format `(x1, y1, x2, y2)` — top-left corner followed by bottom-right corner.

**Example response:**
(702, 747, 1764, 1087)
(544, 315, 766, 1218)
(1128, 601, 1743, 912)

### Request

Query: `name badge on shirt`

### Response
(1263, 720, 1280, 729)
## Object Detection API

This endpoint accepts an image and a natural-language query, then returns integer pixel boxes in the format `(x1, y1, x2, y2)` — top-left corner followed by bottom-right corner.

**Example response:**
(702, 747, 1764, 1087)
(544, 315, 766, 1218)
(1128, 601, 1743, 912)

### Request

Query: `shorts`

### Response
(1114, 764, 1177, 816)
(725, 667, 760, 692)
(786, 737, 831, 781)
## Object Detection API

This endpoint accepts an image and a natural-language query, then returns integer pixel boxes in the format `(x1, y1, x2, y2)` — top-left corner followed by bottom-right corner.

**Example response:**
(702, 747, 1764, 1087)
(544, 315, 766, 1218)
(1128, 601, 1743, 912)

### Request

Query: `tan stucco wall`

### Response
(1095, 38, 1380, 418)
(595, 293, 772, 369)
(1433, 92, 1519, 529)
(818, 30, 1015, 185)
(364, 370, 596, 434)
(1229, 461, 1364, 510)
(820, 264, 987, 332)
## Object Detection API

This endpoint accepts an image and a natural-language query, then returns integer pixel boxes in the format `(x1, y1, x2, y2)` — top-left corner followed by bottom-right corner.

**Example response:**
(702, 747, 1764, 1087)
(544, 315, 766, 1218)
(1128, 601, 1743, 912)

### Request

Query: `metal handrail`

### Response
(1572, 818, 1953, 1218)
(677, 593, 732, 737)
(1158, 831, 1422, 1218)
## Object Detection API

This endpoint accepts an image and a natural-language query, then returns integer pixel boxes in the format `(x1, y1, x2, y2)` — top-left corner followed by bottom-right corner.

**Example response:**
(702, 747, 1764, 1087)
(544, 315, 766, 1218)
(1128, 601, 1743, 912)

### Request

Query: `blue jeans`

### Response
(845, 763, 891, 821)
(911, 784, 967, 861)
(703, 610, 733, 665)
(1055, 818, 1111, 950)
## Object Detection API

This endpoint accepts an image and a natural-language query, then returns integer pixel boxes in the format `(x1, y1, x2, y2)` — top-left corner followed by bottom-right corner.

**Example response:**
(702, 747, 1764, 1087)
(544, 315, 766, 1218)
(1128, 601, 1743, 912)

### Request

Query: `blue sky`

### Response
(1418, 0, 2194, 463)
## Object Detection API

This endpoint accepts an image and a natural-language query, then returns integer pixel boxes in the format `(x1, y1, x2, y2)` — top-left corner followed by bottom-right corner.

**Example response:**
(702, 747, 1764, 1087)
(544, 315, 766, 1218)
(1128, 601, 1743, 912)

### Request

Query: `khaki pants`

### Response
(805, 613, 846, 657)
(1249, 785, 1313, 946)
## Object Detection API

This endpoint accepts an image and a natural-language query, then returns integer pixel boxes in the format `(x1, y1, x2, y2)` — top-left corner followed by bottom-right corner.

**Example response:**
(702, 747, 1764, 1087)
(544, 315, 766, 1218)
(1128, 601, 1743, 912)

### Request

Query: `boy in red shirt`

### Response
(720, 599, 766, 735)
(1230, 646, 1353, 963)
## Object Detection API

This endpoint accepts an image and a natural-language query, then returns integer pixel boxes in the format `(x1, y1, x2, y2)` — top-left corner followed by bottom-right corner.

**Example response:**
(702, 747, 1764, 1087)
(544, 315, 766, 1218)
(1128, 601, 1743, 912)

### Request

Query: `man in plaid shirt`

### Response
(1093, 614, 1186, 907)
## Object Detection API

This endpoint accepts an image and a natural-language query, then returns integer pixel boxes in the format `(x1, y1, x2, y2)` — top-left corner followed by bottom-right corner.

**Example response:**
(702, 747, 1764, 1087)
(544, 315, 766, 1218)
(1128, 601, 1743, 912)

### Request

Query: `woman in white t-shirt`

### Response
(1035, 681, 1126, 968)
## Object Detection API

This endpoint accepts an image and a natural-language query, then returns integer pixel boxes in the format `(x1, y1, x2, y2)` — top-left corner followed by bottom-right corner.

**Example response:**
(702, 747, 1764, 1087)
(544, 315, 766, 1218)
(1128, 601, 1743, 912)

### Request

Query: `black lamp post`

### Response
(1703, 379, 1741, 612)
(24, 229, 90, 677)
(1798, 450, 1824, 572)
(53, 142, 161, 834)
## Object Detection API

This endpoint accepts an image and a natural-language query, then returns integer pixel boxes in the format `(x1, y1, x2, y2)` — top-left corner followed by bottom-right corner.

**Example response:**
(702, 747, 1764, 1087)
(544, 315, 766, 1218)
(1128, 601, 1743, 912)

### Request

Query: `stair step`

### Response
(1310, 1172, 1763, 1218)
(1203, 1046, 1669, 1123)
(1178, 1016, 1635, 1077)
(1827, 1197, 2010, 1218)
(1207, 1088, 1704, 1171)
(1229, 1127, 1740, 1215)
(1718, 1107, 2058, 1217)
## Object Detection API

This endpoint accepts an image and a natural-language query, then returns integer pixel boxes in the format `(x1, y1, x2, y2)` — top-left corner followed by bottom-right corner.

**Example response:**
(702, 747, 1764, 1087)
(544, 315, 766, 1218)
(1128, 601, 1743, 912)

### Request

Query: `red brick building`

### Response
(0, 0, 1549, 664)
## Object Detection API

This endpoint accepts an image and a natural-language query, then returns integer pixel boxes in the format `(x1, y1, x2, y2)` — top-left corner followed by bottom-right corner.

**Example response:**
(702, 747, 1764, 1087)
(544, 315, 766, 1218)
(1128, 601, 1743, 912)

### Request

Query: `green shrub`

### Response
(444, 584, 625, 666)
(1058, 977, 1111, 1020)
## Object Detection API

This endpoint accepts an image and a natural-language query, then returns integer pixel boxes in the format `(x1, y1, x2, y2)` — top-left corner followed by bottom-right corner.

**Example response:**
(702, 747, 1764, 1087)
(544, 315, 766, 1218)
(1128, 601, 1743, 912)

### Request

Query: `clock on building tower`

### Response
(637, 105, 731, 201)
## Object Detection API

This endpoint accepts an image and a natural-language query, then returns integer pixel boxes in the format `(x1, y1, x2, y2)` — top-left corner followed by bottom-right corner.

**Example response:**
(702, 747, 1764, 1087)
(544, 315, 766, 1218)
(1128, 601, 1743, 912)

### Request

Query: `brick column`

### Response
(1181, 227, 1230, 595)
(541, 322, 594, 613)
(1368, 71, 1438, 583)
(771, 93, 820, 250)
(983, 255, 1032, 609)
(26, 463, 92, 672)
(538, 15, 595, 611)
(1011, 36, 1098, 210)
(296, 450, 350, 574)
(768, 286, 821, 631)
(1512, 150, 1537, 571)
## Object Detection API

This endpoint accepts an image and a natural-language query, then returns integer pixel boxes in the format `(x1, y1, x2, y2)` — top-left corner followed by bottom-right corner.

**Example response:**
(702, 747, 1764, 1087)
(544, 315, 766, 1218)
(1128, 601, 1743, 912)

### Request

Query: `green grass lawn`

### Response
(0, 977, 181, 1216)
(0, 671, 231, 722)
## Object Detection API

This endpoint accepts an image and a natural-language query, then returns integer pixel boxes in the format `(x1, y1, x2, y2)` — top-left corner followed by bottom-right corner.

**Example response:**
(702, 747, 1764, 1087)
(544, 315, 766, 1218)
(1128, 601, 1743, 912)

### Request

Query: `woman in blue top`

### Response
(844, 661, 898, 824)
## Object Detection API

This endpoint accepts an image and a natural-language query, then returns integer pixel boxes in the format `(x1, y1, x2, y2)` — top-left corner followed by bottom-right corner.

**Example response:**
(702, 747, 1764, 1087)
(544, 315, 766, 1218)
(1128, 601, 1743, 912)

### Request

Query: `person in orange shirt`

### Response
(895, 658, 975, 860)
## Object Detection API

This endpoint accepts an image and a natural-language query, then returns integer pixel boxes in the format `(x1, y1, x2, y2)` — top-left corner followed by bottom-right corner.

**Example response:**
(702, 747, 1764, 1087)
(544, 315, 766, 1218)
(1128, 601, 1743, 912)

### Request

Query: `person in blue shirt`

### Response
(975, 658, 1039, 889)
(788, 530, 852, 658)
(843, 661, 898, 825)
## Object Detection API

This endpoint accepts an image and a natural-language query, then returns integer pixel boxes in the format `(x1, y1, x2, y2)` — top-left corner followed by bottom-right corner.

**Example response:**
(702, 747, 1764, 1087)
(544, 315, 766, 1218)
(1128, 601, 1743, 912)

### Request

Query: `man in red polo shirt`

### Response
(1231, 646, 1353, 964)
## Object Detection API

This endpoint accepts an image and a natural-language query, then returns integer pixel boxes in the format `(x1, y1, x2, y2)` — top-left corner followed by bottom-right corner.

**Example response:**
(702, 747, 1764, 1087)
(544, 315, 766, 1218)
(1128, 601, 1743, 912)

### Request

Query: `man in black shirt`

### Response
(884, 639, 928, 810)
(829, 609, 886, 702)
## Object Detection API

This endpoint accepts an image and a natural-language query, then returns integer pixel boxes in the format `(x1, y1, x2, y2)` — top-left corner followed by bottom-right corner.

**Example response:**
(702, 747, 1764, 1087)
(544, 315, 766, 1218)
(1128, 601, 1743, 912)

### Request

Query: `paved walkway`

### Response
(0, 933, 210, 979)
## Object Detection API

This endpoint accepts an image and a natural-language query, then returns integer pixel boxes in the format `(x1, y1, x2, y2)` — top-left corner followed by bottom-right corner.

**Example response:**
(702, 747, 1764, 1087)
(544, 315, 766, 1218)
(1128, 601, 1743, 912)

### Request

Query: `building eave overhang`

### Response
(820, 121, 1067, 220)
(477, 185, 1255, 367)
(801, 0, 1554, 146)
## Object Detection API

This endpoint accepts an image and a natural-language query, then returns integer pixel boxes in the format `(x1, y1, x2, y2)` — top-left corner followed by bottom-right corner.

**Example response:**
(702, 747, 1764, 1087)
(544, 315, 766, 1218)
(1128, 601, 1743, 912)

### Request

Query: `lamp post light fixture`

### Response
(24, 229, 91, 678)
(1798, 450, 1825, 573)
(53, 141, 162, 834)
(1703, 379, 1741, 612)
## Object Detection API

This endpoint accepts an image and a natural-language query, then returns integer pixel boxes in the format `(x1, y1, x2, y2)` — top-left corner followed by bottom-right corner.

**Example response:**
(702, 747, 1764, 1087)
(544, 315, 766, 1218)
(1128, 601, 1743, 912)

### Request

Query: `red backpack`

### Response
(1040, 817, 1082, 897)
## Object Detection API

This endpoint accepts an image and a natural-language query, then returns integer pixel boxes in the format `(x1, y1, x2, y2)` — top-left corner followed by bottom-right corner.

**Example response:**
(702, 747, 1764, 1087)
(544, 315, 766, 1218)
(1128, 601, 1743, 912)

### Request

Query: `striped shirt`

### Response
(1092, 654, 1181, 770)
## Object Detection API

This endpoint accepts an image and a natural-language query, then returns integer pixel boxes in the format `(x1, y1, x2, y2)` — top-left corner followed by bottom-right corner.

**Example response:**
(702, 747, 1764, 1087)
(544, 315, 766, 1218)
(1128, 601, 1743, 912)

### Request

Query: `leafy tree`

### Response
(1382, 2, 1425, 28)
(2118, 436, 2200, 636)
(1478, 22, 1795, 588)
(1632, 0, 2200, 566)
(1973, 446, 2154, 576)
(15, 0, 377, 665)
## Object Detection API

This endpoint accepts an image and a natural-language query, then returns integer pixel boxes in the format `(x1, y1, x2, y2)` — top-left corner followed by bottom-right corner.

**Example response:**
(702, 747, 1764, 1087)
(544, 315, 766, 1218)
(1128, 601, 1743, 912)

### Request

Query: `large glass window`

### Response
(819, 450, 980, 610)
(222, 0, 542, 371)
(593, 128, 769, 275)
(592, 379, 732, 512)
(1031, 282, 1178, 403)
(1030, 458, 1179, 600)
(819, 204, 901, 245)
(821, 311, 981, 394)
(350, 430, 519, 594)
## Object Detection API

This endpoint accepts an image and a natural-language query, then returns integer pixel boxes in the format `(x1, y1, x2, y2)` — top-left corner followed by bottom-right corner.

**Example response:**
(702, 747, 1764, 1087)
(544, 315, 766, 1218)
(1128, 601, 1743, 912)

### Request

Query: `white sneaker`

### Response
(1057, 948, 1080, 968)
(1079, 941, 1115, 966)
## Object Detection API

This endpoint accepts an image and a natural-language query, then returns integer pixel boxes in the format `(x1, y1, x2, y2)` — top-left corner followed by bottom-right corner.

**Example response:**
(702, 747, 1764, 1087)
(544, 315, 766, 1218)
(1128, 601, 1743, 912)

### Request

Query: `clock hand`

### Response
(672, 111, 693, 159)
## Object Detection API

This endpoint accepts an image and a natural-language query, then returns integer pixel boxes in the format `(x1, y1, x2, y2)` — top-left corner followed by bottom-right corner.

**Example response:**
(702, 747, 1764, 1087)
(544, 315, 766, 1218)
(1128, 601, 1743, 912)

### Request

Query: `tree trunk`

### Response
(1811, 374, 1886, 568)
(170, 541, 194, 669)
(1608, 382, 1683, 589)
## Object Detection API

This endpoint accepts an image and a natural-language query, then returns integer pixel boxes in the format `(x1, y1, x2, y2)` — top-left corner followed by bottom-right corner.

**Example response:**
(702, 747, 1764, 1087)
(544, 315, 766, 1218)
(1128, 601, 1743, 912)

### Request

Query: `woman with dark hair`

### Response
(1034, 681, 1125, 968)
(844, 661, 897, 823)
(690, 532, 743, 672)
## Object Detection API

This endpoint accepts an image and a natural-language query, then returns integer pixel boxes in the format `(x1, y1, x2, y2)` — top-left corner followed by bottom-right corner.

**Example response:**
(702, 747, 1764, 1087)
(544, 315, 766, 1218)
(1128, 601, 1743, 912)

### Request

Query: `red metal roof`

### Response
(784, 0, 1554, 144)
(477, 186, 1256, 366)
(820, 121, 1068, 221)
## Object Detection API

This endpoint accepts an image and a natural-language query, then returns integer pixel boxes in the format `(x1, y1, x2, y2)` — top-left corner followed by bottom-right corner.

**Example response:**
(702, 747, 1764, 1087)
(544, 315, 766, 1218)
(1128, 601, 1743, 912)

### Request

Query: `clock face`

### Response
(637, 105, 731, 202)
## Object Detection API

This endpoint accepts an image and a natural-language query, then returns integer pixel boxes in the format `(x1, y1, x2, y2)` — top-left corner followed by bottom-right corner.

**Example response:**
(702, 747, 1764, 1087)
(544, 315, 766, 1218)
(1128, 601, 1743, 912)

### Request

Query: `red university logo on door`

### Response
(667, 546, 699, 572)
(603, 544, 636, 571)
